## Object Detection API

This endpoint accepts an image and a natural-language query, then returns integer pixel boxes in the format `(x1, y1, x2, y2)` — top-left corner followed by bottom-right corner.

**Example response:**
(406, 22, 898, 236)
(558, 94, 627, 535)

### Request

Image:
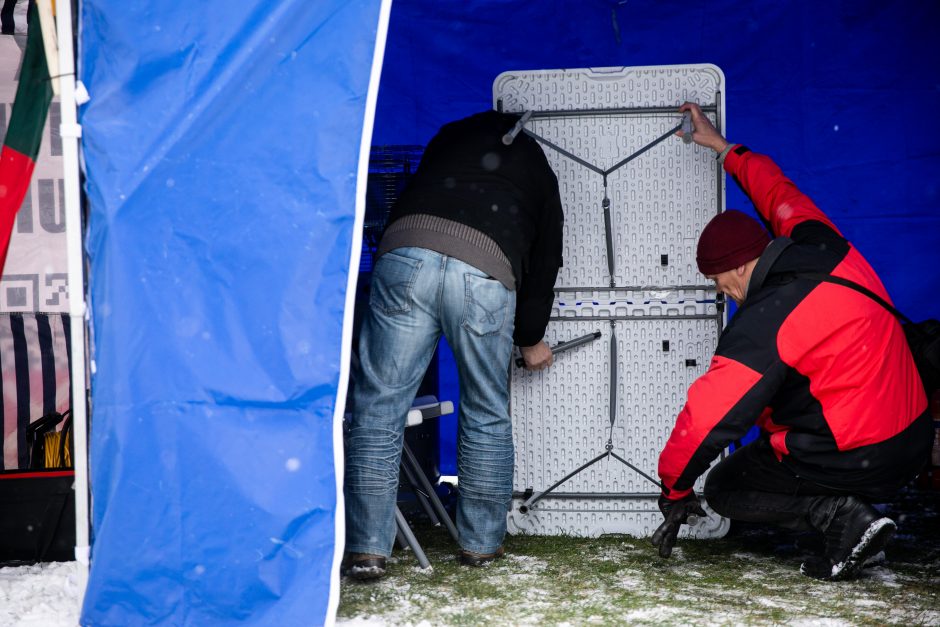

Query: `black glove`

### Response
(651, 492, 706, 558)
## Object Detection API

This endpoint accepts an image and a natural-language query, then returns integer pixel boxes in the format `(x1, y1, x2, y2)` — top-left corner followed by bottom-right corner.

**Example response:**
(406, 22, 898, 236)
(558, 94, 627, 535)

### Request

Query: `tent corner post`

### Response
(54, 0, 91, 610)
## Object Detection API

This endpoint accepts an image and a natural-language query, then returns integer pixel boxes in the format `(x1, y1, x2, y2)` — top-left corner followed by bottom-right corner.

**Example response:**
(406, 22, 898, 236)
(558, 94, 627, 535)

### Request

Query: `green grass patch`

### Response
(338, 489, 940, 625)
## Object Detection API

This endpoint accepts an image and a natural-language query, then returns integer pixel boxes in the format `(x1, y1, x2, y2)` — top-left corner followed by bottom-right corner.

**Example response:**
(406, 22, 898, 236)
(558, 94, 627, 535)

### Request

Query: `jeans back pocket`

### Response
(370, 252, 422, 316)
(462, 273, 511, 337)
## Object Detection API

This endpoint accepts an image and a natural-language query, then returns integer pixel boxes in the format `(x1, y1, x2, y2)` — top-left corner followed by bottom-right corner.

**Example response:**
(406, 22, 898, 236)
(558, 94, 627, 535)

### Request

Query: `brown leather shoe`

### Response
(342, 553, 387, 580)
(458, 546, 505, 567)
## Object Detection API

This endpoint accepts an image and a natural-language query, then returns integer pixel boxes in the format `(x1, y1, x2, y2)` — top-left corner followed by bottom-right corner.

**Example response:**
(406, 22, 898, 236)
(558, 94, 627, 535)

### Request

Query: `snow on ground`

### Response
(3, 515, 938, 626)
(0, 562, 81, 627)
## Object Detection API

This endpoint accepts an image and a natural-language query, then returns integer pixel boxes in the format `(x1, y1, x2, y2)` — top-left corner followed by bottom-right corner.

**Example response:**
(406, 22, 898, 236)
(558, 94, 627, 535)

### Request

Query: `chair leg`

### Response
(403, 441, 459, 543)
(395, 507, 431, 570)
(400, 456, 441, 526)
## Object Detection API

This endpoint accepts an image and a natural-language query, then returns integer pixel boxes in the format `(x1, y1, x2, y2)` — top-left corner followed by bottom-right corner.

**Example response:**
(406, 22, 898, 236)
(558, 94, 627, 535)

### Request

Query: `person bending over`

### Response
(344, 110, 564, 580)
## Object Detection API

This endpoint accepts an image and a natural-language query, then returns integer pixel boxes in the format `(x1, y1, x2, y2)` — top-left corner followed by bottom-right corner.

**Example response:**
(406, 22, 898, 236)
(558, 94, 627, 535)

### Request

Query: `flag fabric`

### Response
(0, 2, 53, 274)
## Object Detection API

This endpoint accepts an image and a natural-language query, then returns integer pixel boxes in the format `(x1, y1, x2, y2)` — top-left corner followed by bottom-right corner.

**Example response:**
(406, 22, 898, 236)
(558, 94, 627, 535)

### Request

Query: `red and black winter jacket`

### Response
(658, 146, 932, 501)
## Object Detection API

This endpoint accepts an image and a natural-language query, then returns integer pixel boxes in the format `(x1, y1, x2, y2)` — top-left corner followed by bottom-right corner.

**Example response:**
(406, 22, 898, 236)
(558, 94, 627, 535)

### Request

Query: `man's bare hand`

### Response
(678, 102, 729, 154)
(520, 341, 553, 371)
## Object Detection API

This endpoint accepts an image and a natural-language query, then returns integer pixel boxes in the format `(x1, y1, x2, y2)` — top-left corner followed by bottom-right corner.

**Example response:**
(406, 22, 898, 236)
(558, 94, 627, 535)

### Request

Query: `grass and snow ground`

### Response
(1, 490, 935, 625)
(338, 488, 940, 626)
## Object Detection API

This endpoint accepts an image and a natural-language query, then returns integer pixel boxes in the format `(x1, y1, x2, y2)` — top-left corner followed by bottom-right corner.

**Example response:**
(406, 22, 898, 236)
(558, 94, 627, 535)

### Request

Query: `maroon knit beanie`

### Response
(696, 210, 771, 275)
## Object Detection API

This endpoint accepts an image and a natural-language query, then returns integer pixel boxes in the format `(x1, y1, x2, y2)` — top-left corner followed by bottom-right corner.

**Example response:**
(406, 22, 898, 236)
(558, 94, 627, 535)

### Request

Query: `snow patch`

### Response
(0, 562, 81, 627)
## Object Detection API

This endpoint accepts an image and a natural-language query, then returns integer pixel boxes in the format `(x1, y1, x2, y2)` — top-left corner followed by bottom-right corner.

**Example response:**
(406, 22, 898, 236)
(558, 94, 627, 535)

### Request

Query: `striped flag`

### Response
(0, 2, 53, 274)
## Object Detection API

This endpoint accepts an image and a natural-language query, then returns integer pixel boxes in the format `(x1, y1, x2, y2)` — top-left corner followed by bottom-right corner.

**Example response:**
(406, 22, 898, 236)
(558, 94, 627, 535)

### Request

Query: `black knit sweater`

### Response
(384, 110, 564, 346)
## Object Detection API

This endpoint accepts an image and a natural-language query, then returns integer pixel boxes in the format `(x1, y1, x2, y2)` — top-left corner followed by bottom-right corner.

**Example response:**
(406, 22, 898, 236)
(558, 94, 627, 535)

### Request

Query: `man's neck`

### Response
(742, 257, 761, 301)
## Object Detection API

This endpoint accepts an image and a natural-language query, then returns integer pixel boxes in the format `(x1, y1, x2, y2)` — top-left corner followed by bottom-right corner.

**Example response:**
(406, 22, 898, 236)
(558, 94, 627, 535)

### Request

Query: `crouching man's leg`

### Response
(704, 437, 896, 581)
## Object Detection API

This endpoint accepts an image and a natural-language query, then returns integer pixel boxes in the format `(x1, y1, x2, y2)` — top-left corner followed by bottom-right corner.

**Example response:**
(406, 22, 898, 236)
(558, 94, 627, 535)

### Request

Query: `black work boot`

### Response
(801, 496, 896, 581)
(341, 553, 387, 581)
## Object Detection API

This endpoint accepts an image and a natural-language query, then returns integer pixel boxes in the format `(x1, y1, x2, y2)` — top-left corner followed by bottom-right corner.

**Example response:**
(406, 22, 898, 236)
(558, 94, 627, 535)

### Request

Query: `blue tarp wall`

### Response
(74, 0, 937, 623)
(78, 1, 383, 624)
(372, 0, 940, 472)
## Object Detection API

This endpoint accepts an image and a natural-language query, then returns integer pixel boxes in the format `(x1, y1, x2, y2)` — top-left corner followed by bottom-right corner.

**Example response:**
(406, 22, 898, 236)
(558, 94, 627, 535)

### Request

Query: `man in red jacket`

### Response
(652, 103, 932, 580)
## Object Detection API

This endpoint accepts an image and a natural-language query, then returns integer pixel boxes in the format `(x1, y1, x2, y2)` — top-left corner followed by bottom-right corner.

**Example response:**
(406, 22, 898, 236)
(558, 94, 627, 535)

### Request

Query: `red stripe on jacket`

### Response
(777, 251, 927, 452)
(658, 356, 762, 500)
(756, 409, 789, 460)
(724, 148, 840, 237)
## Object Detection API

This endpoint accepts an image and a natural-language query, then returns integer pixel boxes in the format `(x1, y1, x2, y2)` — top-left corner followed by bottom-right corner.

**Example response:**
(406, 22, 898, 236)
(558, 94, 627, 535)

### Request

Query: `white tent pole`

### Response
(54, 0, 91, 602)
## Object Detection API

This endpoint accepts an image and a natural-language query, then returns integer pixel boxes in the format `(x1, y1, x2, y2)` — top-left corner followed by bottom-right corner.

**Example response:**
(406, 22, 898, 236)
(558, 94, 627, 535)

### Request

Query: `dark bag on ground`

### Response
(0, 469, 76, 564)
(0, 410, 75, 565)
(903, 319, 940, 396)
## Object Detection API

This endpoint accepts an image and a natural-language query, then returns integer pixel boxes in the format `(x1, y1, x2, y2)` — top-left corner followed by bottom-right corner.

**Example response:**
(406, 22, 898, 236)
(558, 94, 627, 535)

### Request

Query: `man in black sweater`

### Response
(344, 110, 564, 579)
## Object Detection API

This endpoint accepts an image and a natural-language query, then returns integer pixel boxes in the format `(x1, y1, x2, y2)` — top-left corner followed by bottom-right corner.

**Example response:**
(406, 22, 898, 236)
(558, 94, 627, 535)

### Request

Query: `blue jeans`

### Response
(345, 246, 516, 556)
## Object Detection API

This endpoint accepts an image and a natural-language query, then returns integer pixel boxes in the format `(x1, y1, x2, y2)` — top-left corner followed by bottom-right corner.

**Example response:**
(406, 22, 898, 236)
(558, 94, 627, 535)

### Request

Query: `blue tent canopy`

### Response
(374, 0, 939, 319)
(79, 1, 386, 624)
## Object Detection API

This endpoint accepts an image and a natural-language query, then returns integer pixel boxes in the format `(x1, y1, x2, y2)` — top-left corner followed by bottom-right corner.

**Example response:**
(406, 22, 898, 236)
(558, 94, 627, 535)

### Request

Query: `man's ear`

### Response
(735, 264, 748, 277)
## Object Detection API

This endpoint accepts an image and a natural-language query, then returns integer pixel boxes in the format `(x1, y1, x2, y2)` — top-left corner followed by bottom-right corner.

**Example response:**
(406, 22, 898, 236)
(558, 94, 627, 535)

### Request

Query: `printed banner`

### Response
(0, 35, 68, 313)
